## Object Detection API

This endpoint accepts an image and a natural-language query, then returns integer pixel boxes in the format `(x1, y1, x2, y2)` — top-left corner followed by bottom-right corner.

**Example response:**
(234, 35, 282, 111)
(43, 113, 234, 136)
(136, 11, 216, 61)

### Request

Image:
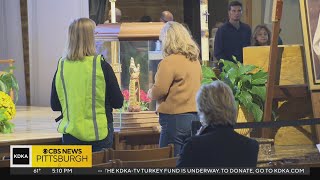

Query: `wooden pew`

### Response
(92, 149, 110, 165)
(0, 152, 10, 160)
(0, 159, 10, 167)
(273, 162, 320, 168)
(92, 160, 116, 168)
(0, 152, 10, 168)
(108, 144, 174, 161)
(113, 157, 178, 168)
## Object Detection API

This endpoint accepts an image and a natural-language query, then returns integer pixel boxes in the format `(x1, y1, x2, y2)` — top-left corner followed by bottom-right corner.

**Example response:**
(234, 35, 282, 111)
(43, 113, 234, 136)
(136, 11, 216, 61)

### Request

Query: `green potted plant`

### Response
(202, 57, 268, 123)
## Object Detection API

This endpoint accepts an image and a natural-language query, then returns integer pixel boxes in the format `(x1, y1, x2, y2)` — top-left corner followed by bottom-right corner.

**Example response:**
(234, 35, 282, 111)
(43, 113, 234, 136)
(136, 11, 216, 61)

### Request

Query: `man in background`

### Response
(104, 7, 122, 23)
(214, 1, 251, 64)
(160, 11, 174, 23)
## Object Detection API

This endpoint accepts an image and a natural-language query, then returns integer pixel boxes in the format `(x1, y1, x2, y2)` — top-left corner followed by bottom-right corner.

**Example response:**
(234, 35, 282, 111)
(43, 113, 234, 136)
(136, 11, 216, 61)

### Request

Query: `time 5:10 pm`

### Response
(51, 168, 73, 174)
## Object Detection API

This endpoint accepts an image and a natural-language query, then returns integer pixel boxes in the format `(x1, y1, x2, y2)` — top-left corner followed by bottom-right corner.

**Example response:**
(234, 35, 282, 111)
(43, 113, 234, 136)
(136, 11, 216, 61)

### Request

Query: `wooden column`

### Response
(20, 0, 30, 106)
(262, 0, 283, 138)
(109, 0, 117, 23)
(200, 0, 209, 64)
(109, 0, 121, 86)
(243, 0, 252, 27)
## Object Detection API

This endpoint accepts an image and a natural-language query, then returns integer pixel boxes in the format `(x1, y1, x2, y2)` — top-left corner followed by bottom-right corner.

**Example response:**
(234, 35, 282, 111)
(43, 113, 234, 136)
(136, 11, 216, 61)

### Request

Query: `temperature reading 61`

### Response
(33, 168, 41, 174)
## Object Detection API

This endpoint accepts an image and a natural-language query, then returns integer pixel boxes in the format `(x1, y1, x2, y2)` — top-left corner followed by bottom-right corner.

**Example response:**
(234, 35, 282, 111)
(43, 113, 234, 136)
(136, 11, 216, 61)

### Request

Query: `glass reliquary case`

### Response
(95, 22, 164, 131)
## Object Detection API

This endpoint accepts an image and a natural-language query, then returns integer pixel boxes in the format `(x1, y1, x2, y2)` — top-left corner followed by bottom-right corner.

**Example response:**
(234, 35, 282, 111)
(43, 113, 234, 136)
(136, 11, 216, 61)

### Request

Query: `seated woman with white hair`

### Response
(176, 80, 259, 167)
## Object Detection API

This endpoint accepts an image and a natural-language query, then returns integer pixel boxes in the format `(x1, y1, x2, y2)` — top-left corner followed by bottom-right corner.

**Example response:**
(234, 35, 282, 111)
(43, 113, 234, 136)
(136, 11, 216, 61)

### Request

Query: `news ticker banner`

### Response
(10, 167, 310, 175)
(10, 145, 92, 167)
(8, 145, 310, 175)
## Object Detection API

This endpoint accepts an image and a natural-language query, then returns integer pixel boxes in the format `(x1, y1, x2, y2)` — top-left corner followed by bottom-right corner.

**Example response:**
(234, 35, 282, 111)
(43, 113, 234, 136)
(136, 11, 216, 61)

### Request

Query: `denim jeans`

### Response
(159, 113, 199, 157)
(62, 122, 114, 152)
(105, 122, 114, 149)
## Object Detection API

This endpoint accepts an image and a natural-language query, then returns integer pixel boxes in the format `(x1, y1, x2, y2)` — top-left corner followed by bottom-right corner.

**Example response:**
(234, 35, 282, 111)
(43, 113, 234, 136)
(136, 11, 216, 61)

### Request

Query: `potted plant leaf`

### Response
(0, 66, 19, 103)
(202, 56, 268, 123)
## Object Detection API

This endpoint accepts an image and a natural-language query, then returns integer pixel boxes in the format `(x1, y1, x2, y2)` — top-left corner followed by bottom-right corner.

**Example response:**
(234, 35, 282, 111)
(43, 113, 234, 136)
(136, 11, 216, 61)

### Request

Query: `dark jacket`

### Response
(214, 21, 251, 63)
(176, 125, 259, 167)
(50, 56, 124, 123)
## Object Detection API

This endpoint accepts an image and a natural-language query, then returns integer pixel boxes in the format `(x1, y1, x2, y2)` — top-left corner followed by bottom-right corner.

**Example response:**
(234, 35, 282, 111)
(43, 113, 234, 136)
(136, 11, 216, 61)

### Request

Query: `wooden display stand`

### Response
(113, 111, 160, 150)
(243, 2, 320, 166)
(243, 45, 314, 143)
(95, 22, 165, 150)
(95, 22, 165, 41)
(254, 0, 319, 143)
(113, 111, 159, 131)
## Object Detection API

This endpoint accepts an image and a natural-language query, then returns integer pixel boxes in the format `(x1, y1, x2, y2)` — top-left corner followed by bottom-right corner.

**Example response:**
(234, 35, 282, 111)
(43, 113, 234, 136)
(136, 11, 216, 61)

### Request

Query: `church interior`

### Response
(1, 0, 320, 171)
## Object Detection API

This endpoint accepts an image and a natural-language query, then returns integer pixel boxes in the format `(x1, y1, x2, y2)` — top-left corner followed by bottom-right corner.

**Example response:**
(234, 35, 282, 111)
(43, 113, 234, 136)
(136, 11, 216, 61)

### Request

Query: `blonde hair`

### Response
(196, 81, 237, 126)
(65, 18, 96, 60)
(160, 21, 200, 61)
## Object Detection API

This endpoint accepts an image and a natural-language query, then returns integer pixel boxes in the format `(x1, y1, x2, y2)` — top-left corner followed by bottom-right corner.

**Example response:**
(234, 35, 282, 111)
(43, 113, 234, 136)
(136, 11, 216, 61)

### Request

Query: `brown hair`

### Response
(228, 1, 242, 11)
(251, 24, 272, 46)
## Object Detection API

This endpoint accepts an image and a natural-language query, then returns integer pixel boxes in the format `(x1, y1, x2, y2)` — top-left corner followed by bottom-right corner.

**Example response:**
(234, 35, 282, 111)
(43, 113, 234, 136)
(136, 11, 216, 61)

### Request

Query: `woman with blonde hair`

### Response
(50, 18, 123, 152)
(148, 21, 202, 156)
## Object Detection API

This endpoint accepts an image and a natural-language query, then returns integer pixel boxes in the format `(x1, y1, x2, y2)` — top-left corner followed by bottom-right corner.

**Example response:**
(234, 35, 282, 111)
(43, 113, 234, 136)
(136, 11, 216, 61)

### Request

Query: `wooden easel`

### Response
(262, 0, 320, 142)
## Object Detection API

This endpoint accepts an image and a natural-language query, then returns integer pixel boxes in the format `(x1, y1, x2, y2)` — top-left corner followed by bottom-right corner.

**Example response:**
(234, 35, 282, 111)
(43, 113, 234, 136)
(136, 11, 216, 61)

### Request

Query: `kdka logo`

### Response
(10, 145, 32, 167)
(13, 148, 29, 164)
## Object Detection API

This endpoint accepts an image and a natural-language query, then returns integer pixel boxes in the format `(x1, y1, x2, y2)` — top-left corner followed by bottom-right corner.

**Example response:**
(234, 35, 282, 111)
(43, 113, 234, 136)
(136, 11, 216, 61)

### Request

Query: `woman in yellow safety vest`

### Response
(50, 18, 123, 152)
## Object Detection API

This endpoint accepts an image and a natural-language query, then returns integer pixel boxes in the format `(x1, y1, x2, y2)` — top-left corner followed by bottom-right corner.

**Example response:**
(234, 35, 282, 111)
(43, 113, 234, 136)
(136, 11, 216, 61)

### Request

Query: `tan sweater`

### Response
(150, 54, 202, 114)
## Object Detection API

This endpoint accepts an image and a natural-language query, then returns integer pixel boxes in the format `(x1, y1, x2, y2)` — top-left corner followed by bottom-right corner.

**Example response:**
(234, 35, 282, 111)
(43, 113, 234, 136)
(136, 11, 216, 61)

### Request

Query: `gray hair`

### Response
(64, 18, 96, 61)
(108, 8, 122, 22)
(160, 11, 173, 22)
(196, 80, 237, 126)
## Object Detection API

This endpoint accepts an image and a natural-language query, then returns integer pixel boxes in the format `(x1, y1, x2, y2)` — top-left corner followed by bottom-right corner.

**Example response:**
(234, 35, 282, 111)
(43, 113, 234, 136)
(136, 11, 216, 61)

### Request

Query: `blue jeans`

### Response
(62, 122, 114, 152)
(159, 113, 199, 157)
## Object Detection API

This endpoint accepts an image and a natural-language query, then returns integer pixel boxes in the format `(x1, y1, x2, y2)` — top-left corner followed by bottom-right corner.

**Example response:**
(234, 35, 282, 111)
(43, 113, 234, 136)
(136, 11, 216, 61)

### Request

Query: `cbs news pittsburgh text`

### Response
(7, 145, 311, 175)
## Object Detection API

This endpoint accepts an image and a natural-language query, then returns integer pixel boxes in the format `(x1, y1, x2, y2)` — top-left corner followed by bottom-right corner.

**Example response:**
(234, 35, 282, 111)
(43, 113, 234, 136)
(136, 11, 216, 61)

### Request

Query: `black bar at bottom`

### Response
(10, 167, 310, 175)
